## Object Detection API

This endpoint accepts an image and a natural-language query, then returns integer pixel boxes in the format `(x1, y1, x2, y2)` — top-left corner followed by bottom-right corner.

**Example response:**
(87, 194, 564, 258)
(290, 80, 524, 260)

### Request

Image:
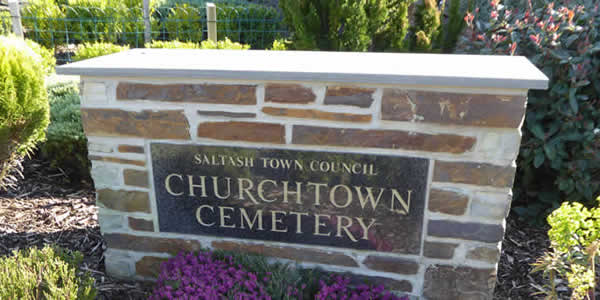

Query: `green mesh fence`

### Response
(2, 1, 286, 64)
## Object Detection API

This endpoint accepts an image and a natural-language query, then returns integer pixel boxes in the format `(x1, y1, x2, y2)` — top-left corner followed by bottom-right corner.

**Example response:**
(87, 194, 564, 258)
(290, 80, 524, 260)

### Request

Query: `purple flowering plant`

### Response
(315, 275, 409, 300)
(150, 251, 409, 300)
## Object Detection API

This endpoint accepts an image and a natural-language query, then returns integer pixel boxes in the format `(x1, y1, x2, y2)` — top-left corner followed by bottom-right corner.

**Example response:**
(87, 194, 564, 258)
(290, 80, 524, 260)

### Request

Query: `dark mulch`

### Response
(1, 157, 597, 299)
(0, 158, 150, 300)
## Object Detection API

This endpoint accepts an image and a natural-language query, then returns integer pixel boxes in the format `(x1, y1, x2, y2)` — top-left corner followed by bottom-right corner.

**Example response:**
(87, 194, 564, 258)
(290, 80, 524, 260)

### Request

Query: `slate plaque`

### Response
(151, 143, 429, 254)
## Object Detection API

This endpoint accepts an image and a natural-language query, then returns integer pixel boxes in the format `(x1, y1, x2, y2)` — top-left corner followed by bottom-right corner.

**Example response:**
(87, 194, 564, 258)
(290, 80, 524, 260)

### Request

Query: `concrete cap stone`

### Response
(57, 49, 549, 90)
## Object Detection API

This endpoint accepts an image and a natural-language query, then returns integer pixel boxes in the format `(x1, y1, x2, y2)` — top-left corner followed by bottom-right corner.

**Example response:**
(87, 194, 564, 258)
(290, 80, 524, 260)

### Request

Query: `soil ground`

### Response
(0, 158, 598, 299)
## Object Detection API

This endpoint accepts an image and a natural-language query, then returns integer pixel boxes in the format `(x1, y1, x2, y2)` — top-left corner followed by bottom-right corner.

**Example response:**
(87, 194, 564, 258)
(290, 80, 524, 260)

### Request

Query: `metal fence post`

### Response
(206, 2, 217, 42)
(8, 0, 24, 38)
(143, 0, 151, 45)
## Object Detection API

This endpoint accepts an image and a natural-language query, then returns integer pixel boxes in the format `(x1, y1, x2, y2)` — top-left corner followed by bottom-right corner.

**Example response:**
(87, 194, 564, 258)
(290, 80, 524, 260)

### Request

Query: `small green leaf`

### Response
(569, 87, 578, 114)
(529, 123, 546, 140)
(544, 144, 557, 160)
(534, 152, 545, 168)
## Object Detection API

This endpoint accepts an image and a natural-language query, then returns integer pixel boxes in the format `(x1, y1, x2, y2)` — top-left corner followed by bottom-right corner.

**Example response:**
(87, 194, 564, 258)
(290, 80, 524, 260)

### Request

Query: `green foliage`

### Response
(440, 0, 473, 52)
(212, 250, 324, 299)
(456, 0, 600, 220)
(24, 39, 56, 75)
(41, 82, 90, 180)
(0, 36, 49, 189)
(532, 199, 600, 299)
(146, 39, 201, 48)
(0, 10, 11, 35)
(199, 37, 250, 49)
(216, 4, 283, 49)
(411, 0, 441, 52)
(73, 41, 129, 61)
(65, 0, 121, 43)
(146, 37, 249, 49)
(372, 0, 412, 51)
(268, 38, 289, 50)
(279, 0, 394, 51)
(162, 3, 204, 43)
(21, 0, 66, 48)
(0, 245, 96, 299)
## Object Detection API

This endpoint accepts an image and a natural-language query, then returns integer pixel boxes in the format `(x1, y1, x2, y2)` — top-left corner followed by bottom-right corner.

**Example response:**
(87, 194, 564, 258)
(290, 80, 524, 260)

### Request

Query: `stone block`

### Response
(81, 108, 190, 140)
(433, 161, 516, 188)
(123, 169, 149, 188)
(423, 241, 459, 259)
(212, 241, 359, 267)
(97, 189, 150, 213)
(118, 145, 145, 153)
(136, 256, 168, 278)
(423, 265, 497, 299)
(197, 110, 256, 118)
(293, 126, 476, 154)
(265, 83, 315, 104)
(262, 107, 371, 123)
(382, 89, 526, 128)
(128, 217, 154, 231)
(88, 142, 113, 153)
(89, 155, 146, 167)
(116, 82, 256, 105)
(104, 233, 202, 254)
(428, 188, 469, 215)
(197, 121, 285, 143)
(466, 246, 501, 263)
(82, 82, 107, 105)
(91, 162, 121, 187)
(427, 220, 504, 243)
(98, 214, 124, 232)
(470, 192, 511, 219)
(324, 86, 375, 108)
(104, 250, 135, 278)
(363, 255, 419, 274)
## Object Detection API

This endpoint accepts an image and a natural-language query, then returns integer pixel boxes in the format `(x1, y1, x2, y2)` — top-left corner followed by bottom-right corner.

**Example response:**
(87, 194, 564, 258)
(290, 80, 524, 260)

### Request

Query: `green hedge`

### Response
(25, 39, 56, 74)
(0, 246, 96, 299)
(20, 0, 283, 49)
(72, 41, 129, 61)
(0, 36, 50, 189)
(457, 0, 600, 221)
(0, 10, 11, 35)
(41, 82, 90, 180)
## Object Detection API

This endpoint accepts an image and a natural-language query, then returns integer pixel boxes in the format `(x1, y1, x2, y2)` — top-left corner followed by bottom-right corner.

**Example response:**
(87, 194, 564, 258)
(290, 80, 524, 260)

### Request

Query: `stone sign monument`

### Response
(57, 49, 548, 299)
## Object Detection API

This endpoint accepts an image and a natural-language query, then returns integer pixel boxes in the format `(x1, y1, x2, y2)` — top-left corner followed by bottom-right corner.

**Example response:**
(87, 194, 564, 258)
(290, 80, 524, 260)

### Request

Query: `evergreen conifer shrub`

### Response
(0, 246, 96, 299)
(0, 36, 50, 189)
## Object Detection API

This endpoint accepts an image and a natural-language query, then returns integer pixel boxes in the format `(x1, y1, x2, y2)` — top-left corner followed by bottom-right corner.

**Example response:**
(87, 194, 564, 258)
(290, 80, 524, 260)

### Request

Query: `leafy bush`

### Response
(532, 198, 599, 299)
(411, 0, 441, 52)
(146, 37, 249, 49)
(456, 0, 600, 220)
(73, 41, 129, 61)
(0, 36, 49, 190)
(41, 82, 90, 180)
(269, 38, 289, 50)
(0, 10, 11, 35)
(199, 37, 250, 49)
(0, 246, 96, 299)
(161, 3, 204, 43)
(217, 4, 284, 49)
(21, 0, 66, 48)
(25, 39, 56, 75)
(279, 0, 469, 52)
(65, 0, 122, 43)
(279, 0, 393, 51)
(146, 39, 201, 48)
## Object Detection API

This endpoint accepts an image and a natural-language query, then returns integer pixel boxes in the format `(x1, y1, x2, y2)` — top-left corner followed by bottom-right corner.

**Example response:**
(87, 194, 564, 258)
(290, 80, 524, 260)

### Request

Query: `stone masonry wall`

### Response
(81, 77, 526, 299)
